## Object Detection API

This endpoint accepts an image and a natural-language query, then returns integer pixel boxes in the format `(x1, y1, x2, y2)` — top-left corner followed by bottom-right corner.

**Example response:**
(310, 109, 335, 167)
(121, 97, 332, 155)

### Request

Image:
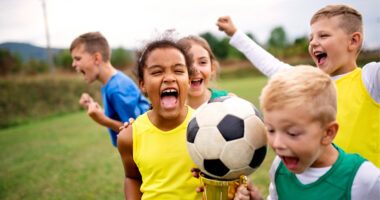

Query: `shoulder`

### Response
(209, 88, 229, 99)
(117, 126, 133, 152)
(361, 62, 380, 81)
(351, 161, 380, 200)
(107, 71, 139, 92)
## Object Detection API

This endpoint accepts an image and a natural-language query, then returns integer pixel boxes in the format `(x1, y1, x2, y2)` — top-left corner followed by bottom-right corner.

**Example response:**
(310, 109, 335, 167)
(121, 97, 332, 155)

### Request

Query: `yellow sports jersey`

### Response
(334, 68, 380, 167)
(132, 107, 200, 200)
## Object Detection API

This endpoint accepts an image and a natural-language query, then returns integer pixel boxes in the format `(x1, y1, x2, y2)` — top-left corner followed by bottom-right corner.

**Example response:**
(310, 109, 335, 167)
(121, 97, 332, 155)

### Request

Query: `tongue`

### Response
(191, 81, 201, 88)
(318, 56, 327, 65)
(283, 157, 298, 169)
(161, 96, 177, 109)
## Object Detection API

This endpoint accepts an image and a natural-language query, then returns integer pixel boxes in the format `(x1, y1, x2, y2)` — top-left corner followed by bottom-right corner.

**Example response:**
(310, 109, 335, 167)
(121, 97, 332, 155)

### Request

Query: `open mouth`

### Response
(161, 88, 178, 109)
(191, 78, 203, 88)
(314, 51, 327, 65)
(280, 156, 299, 171)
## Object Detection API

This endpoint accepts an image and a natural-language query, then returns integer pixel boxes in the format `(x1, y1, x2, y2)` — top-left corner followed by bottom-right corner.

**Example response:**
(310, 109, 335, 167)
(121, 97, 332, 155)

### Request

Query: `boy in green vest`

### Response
(234, 66, 379, 200)
(217, 4, 380, 167)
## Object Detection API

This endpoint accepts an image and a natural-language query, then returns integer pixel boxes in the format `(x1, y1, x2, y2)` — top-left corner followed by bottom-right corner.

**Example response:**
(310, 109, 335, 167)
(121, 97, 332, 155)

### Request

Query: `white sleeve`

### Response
(351, 161, 380, 200)
(266, 156, 281, 200)
(361, 62, 380, 103)
(229, 30, 293, 77)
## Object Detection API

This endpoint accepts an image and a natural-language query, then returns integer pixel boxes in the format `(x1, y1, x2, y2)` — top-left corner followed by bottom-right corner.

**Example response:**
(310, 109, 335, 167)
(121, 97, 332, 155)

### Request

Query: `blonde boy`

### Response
(234, 66, 380, 200)
(217, 4, 380, 166)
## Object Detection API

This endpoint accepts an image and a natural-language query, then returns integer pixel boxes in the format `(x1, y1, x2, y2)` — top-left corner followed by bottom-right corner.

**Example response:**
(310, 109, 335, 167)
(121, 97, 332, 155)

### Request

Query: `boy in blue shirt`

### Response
(70, 32, 150, 147)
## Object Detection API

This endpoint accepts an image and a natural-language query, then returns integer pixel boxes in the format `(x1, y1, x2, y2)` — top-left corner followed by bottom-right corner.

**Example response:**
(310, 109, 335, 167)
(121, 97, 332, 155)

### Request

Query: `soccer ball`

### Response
(187, 96, 267, 180)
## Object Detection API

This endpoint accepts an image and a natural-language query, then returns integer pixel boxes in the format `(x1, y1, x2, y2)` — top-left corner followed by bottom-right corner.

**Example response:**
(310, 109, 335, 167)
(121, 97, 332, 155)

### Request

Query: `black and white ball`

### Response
(187, 96, 267, 180)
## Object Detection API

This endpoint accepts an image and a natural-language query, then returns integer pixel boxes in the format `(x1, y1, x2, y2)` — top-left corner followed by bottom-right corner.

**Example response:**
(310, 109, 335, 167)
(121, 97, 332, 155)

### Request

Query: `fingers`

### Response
(234, 185, 251, 200)
(216, 16, 236, 37)
(119, 118, 135, 131)
(195, 185, 204, 193)
(191, 168, 200, 178)
(79, 93, 94, 108)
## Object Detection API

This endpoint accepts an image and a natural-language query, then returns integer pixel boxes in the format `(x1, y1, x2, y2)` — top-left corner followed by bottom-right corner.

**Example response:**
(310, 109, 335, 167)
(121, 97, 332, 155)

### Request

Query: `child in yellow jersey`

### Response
(116, 38, 201, 200)
(217, 4, 380, 167)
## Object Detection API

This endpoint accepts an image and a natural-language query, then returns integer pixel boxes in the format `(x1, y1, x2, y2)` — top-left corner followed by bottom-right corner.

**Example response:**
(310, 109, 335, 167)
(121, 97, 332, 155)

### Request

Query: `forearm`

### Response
(230, 30, 293, 77)
(91, 114, 123, 133)
(124, 177, 142, 200)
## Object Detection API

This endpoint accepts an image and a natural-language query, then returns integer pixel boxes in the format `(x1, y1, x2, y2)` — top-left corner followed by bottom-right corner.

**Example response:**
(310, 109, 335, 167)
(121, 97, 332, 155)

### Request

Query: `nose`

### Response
(163, 73, 176, 84)
(269, 133, 285, 150)
(309, 37, 319, 48)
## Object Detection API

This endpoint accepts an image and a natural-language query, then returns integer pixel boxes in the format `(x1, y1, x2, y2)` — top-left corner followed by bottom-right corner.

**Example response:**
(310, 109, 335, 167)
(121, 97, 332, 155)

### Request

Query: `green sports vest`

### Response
(275, 146, 365, 200)
(209, 88, 229, 100)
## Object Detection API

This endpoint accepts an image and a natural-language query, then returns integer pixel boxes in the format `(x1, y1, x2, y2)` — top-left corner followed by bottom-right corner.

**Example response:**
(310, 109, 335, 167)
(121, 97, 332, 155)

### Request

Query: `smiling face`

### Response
(71, 44, 100, 83)
(140, 47, 190, 120)
(188, 43, 215, 98)
(308, 16, 354, 76)
(264, 106, 332, 174)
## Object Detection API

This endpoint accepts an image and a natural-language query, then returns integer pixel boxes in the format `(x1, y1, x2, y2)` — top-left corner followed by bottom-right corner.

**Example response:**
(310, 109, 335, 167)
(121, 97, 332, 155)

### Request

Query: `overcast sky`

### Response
(0, 0, 379, 50)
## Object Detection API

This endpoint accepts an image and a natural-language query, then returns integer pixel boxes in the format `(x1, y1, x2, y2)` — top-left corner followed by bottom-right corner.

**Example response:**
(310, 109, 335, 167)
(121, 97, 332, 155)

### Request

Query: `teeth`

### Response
(162, 89, 177, 93)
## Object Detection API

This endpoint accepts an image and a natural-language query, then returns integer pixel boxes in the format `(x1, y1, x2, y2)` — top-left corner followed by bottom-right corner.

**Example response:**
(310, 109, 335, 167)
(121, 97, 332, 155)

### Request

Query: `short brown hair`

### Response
(310, 4, 363, 34)
(70, 32, 111, 62)
(260, 66, 337, 126)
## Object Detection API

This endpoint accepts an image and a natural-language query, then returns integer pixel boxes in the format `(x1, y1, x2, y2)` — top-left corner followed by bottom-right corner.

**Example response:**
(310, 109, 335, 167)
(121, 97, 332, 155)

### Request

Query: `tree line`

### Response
(2, 25, 378, 76)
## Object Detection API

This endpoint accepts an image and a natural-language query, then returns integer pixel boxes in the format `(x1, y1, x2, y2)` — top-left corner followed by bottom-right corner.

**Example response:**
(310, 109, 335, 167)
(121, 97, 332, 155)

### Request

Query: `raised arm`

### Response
(217, 16, 292, 77)
(117, 126, 142, 200)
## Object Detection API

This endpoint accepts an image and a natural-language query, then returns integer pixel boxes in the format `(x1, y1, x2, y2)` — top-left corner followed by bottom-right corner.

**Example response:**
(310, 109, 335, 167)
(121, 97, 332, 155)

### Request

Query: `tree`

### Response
(0, 49, 22, 75)
(111, 47, 133, 69)
(54, 49, 72, 70)
(267, 26, 288, 57)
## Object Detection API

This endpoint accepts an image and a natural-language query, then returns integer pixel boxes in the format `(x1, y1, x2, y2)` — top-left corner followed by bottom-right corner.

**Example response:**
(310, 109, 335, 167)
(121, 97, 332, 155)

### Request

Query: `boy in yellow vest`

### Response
(234, 66, 380, 200)
(116, 38, 201, 199)
(217, 4, 380, 167)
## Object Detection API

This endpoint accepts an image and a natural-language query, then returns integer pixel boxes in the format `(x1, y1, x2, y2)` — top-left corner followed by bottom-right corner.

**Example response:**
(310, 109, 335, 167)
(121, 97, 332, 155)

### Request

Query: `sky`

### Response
(0, 0, 379, 50)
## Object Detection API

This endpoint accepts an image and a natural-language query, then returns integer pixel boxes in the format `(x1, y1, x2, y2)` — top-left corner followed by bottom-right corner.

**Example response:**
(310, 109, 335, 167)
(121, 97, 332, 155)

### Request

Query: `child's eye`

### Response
(287, 132, 299, 137)
(266, 128, 275, 134)
(175, 70, 185, 74)
(200, 61, 208, 65)
(151, 71, 162, 75)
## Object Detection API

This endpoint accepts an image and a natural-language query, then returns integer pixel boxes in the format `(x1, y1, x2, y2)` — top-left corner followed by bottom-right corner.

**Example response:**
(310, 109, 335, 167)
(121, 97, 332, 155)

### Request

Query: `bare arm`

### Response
(117, 126, 142, 200)
(87, 101, 123, 132)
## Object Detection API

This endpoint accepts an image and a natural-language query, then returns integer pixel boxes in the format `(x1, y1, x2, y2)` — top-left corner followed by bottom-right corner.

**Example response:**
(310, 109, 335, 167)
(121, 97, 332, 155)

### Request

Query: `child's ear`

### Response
(94, 52, 102, 65)
(348, 32, 362, 52)
(321, 121, 339, 145)
(139, 80, 147, 96)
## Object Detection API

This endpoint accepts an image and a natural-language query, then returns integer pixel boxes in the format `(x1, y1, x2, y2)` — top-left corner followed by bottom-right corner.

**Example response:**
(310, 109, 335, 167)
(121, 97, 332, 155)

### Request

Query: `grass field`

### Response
(0, 75, 275, 199)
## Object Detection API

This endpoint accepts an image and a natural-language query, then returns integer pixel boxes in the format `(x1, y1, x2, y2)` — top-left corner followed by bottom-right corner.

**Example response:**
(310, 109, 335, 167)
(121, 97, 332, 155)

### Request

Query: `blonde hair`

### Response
(311, 4, 363, 35)
(260, 66, 336, 126)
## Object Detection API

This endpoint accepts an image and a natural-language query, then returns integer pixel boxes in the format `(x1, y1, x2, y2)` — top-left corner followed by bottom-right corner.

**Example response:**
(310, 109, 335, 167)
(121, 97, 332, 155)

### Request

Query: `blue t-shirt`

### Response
(101, 71, 150, 147)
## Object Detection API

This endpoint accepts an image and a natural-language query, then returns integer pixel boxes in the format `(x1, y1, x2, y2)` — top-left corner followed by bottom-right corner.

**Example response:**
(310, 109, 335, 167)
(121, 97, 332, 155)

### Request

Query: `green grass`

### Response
(0, 75, 274, 199)
(0, 112, 124, 200)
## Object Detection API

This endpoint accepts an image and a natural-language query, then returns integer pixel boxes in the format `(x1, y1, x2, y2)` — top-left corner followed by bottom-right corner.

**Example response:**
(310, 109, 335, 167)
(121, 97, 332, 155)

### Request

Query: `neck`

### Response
(332, 60, 357, 76)
(312, 144, 339, 168)
(98, 62, 117, 85)
(148, 106, 188, 131)
(187, 89, 211, 109)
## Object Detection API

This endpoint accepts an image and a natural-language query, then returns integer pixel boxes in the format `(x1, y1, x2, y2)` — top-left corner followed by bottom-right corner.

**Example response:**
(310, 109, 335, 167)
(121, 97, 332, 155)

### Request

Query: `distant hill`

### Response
(0, 42, 62, 62)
